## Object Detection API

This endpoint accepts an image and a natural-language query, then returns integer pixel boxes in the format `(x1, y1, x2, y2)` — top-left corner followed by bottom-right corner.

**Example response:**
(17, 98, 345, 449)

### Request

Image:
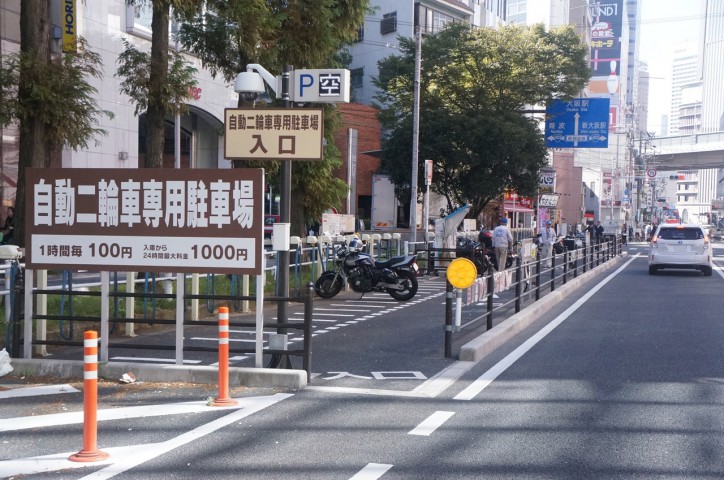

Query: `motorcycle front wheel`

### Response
(314, 272, 344, 298)
(387, 270, 418, 301)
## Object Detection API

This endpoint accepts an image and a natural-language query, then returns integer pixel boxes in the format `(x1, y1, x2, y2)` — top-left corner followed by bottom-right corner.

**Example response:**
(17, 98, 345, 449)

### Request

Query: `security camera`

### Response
(0, 245, 22, 261)
(234, 71, 265, 102)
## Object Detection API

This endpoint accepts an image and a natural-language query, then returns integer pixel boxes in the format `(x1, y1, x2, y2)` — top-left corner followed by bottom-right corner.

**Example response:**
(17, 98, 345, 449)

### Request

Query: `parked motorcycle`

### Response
(455, 236, 492, 275)
(314, 239, 419, 301)
(457, 234, 514, 272)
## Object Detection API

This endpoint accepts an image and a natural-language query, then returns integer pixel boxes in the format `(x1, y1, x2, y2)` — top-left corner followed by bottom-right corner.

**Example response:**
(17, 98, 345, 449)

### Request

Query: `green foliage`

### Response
(116, 38, 199, 116)
(177, 0, 370, 84)
(375, 23, 590, 219)
(176, 0, 370, 232)
(0, 37, 113, 150)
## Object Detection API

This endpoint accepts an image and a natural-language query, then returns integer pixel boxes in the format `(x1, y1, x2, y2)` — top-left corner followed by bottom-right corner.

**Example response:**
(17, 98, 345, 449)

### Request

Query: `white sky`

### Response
(638, 0, 704, 135)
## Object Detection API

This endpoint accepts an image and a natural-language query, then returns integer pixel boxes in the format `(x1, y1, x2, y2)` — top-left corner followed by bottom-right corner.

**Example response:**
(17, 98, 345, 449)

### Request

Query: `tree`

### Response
(176, 0, 370, 234)
(374, 23, 590, 220)
(1, 1, 113, 247)
(124, 0, 204, 168)
(116, 38, 199, 119)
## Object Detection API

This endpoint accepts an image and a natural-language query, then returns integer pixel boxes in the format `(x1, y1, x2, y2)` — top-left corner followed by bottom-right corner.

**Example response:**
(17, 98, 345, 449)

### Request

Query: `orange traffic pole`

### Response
(211, 306, 238, 406)
(69, 330, 110, 462)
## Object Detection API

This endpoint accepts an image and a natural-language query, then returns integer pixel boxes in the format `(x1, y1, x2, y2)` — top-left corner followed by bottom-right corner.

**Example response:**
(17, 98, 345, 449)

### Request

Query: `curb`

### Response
(459, 254, 627, 362)
(9, 358, 307, 390)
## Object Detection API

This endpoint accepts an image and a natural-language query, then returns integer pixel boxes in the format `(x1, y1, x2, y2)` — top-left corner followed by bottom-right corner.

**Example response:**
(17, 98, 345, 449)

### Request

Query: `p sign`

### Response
(291, 69, 350, 103)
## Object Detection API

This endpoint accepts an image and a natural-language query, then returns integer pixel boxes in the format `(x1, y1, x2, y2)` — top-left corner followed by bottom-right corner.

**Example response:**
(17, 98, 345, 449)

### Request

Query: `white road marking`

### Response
(350, 463, 393, 480)
(110, 356, 201, 364)
(315, 308, 371, 312)
(0, 384, 80, 400)
(191, 337, 258, 343)
(0, 393, 293, 479)
(2, 398, 241, 432)
(304, 385, 428, 397)
(454, 255, 636, 401)
(411, 361, 476, 397)
(408, 411, 455, 436)
(210, 355, 248, 367)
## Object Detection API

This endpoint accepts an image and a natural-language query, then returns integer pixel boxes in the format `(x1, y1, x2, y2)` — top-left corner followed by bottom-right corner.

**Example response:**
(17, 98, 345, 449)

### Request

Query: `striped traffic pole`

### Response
(69, 330, 110, 462)
(211, 306, 238, 406)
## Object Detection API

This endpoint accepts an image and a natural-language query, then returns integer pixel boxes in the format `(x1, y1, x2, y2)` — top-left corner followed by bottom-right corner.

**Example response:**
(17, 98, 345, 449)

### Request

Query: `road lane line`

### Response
(408, 411, 455, 436)
(411, 361, 476, 397)
(350, 463, 393, 479)
(454, 254, 637, 401)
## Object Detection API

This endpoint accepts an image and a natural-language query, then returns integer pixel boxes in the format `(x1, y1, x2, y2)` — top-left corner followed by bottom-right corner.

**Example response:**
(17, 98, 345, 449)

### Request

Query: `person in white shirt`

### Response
(492, 217, 513, 271)
(540, 220, 557, 268)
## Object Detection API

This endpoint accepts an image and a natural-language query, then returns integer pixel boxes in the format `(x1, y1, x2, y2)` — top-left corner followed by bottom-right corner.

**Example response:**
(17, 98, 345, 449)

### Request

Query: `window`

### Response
(416, 6, 456, 35)
(381, 12, 397, 34)
(589, 182, 596, 198)
(355, 26, 364, 42)
(350, 68, 364, 89)
(657, 227, 703, 240)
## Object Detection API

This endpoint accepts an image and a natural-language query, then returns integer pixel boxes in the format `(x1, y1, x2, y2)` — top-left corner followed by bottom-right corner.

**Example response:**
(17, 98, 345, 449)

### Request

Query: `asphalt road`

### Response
(2, 243, 724, 479)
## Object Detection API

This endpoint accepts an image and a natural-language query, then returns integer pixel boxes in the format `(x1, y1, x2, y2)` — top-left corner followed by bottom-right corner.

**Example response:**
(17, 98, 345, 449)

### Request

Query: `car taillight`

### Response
(704, 235, 710, 246)
(651, 236, 658, 246)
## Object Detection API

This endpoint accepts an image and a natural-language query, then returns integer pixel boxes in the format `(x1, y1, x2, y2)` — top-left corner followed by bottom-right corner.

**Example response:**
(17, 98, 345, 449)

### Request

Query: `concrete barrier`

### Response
(10, 358, 307, 390)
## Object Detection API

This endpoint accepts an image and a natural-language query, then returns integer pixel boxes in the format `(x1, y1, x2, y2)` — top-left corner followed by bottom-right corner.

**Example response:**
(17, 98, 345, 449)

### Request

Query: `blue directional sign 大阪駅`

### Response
(545, 98, 610, 148)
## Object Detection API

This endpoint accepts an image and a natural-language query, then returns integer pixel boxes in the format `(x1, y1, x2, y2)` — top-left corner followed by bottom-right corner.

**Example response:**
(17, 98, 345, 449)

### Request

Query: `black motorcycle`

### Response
(457, 235, 514, 272)
(455, 236, 492, 275)
(314, 240, 419, 301)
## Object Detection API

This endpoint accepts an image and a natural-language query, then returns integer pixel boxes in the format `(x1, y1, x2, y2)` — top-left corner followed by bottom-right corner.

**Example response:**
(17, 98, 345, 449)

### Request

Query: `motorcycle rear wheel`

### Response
(387, 270, 418, 301)
(314, 272, 343, 298)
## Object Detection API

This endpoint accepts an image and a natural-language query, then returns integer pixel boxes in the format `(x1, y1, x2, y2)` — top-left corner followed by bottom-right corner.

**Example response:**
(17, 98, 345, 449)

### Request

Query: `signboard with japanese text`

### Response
(224, 108, 324, 161)
(24, 168, 264, 274)
(545, 98, 610, 148)
(589, 0, 623, 79)
(539, 171, 556, 194)
(321, 213, 355, 235)
(538, 194, 560, 208)
(290, 69, 350, 103)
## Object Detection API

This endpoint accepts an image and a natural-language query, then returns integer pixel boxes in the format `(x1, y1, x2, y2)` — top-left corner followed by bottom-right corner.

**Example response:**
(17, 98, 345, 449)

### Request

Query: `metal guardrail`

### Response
(433, 237, 621, 358)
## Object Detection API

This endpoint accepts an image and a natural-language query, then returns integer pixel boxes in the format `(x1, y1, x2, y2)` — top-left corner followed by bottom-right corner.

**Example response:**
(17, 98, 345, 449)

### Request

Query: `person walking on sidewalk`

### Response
(540, 220, 557, 268)
(492, 217, 513, 271)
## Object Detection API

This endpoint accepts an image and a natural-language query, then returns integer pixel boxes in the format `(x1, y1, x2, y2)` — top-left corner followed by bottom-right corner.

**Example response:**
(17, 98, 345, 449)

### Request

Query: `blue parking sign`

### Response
(545, 98, 610, 148)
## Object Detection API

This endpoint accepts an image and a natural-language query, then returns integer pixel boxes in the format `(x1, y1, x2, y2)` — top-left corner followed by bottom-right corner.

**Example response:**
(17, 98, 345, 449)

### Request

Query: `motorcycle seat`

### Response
(375, 255, 410, 267)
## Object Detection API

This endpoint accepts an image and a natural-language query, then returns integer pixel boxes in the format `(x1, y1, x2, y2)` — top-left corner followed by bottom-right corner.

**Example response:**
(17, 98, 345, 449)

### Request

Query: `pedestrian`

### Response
(0, 206, 14, 245)
(540, 220, 557, 268)
(593, 220, 604, 243)
(492, 217, 513, 271)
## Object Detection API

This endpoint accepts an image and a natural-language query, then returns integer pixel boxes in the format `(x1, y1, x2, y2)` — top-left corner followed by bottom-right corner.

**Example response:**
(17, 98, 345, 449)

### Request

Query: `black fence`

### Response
(413, 237, 622, 358)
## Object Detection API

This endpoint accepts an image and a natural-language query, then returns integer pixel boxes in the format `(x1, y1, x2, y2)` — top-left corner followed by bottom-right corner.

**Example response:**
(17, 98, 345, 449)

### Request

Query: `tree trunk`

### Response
(145, 0, 171, 168)
(16, 0, 51, 248)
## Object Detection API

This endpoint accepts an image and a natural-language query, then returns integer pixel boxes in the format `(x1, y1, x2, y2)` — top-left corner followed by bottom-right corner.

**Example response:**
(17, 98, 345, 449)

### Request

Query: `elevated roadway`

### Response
(650, 130, 724, 169)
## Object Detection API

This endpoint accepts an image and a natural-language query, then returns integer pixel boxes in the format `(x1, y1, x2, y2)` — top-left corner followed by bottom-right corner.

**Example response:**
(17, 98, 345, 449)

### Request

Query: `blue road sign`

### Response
(545, 98, 610, 148)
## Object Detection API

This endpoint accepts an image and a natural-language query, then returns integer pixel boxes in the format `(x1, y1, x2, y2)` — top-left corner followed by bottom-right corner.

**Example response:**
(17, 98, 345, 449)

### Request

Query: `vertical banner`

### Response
(62, 0, 77, 54)
(587, 0, 623, 130)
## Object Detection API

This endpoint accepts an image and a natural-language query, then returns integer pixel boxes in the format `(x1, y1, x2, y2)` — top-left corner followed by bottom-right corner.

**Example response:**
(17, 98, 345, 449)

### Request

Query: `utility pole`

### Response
(409, 25, 422, 244)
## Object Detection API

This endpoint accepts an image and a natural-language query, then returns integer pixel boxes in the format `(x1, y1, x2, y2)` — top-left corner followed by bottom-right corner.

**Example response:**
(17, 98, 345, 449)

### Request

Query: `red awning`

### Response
(503, 200, 534, 214)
